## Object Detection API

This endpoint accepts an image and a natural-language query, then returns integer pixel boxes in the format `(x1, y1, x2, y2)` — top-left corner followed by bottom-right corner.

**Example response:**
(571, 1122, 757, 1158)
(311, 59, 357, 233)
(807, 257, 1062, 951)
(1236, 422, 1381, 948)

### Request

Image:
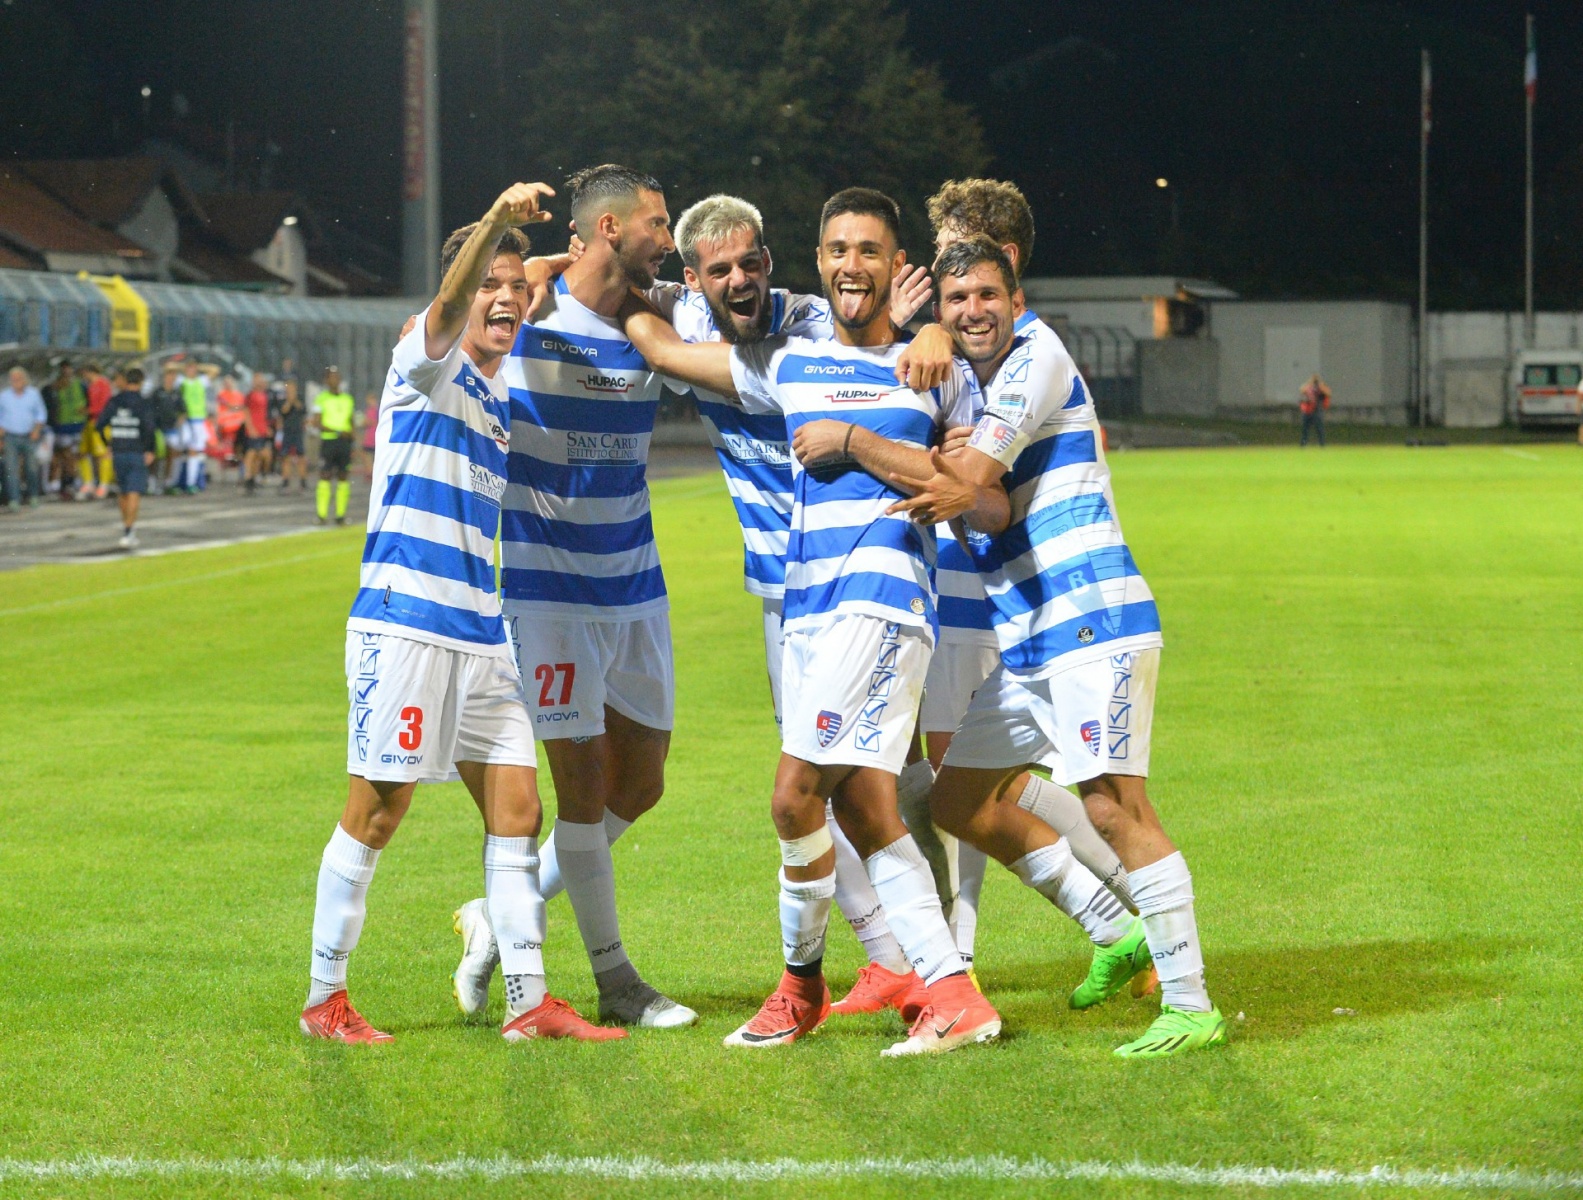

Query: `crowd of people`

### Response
(0, 355, 379, 545)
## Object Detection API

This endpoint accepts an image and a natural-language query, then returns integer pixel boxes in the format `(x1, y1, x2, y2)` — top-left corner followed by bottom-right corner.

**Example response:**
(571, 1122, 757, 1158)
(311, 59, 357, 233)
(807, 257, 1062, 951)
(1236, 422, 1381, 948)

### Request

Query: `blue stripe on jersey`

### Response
(795, 462, 907, 504)
(745, 549, 786, 588)
(1062, 372, 1089, 411)
(349, 587, 504, 646)
(381, 473, 501, 537)
(513, 325, 647, 371)
(508, 389, 659, 435)
(969, 492, 1113, 575)
(785, 570, 937, 626)
(362, 530, 497, 593)
(500, 507, 654, 555)
(696, 398, 787, 444)
(991, 544, 1143, 621)
(388, 409, 505, 474)
(937, 537, 994, 632)
(1005, 427, 1098, 492)
(784, 406, 936, 448)
(787, 518, 922, 565)
(777, 355, 904, 388)
(939, 593, 994, 630)
(1000, 600, 1161, 674)
(734, 496, 791, 533)
(499, 565, 666, 610)
(506, 451, 646, 499)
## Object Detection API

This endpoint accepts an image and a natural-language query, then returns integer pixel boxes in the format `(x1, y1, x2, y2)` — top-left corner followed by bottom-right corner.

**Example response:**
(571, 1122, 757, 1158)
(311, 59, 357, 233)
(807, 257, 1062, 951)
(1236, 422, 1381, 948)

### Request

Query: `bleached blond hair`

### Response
(674, 194, 765, 271)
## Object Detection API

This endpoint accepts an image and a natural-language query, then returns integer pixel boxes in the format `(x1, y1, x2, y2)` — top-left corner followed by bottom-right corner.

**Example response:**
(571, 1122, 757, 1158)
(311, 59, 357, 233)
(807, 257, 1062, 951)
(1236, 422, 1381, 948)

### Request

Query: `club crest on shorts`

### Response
(816, 709, 844, 747)
(1080, 719, 1103, 755)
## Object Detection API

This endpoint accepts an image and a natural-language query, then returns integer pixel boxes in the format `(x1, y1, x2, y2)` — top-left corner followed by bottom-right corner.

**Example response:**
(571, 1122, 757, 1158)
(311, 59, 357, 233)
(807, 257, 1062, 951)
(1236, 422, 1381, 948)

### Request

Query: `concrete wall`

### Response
(1139, 338, 1218, 417)
(1208, 300, 1412, 424)
(1426, 311, 1583, 426)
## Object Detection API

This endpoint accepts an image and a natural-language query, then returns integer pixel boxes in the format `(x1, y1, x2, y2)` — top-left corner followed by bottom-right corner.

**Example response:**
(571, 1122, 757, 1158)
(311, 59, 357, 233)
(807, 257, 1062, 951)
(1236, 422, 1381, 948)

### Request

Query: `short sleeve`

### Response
(391, 305, 463, 397)
(778, 292, 833, 340)
(643, 282, 685, 322)
(729, 340, 784, 415)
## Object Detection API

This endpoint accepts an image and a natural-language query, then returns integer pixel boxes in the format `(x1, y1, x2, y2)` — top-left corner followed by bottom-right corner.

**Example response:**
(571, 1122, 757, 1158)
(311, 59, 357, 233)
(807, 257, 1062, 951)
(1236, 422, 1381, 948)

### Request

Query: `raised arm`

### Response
(617, 293, 740, 397)
(426, 181, 554, 359)
(885, 446, 1011, 535)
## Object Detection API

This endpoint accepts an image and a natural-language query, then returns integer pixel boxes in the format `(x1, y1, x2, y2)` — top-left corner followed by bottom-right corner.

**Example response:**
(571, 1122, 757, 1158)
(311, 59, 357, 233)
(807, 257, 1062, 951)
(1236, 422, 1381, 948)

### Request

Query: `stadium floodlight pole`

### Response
(1418, 48, 1430, 429)
(1523, 14, 1536, 349)
(402, 0, 441, 299)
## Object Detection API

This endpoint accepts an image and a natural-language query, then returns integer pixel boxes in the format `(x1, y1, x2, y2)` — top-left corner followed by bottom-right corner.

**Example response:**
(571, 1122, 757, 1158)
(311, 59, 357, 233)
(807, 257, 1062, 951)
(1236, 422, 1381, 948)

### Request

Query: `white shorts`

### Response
(507, 609, 674, 740)
(763, 597, 786, 729)
(178, 422, 208, 452)
(920, 639, 1000, 734)
(345, 630, 535, 783)
(943, 648, 1158, 785)
(781, 613, 929, 774)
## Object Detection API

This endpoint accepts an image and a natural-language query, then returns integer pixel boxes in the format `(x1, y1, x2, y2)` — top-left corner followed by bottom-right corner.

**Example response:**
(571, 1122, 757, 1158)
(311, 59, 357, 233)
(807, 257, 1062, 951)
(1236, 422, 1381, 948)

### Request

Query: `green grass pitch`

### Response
(0, 444, 1579, 1199)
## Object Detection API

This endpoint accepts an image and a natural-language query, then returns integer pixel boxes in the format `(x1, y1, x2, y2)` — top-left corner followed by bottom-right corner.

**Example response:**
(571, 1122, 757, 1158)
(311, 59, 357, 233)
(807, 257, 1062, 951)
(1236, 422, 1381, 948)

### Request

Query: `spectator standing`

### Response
(151, 367, 184, 494)
(81, 363, 114, 498)
(272, 366, 307, 490)
(309, 365, 354, 523)
(1299, 373, 1331, 447)
(177, 359, 212, 491)
(0, 366, 48, 508)
(242, 373, 273, 492)
(45, 362, 87, 498)
(216, 375, 247, 480)
(96, 366, 157, 547)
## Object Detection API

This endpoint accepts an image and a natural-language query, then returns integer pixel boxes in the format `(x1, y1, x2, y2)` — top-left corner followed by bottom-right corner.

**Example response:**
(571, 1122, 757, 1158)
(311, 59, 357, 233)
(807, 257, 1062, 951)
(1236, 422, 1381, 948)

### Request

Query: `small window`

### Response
(1523, 364, 1555, 387)
(1556, 364, 1582, 388)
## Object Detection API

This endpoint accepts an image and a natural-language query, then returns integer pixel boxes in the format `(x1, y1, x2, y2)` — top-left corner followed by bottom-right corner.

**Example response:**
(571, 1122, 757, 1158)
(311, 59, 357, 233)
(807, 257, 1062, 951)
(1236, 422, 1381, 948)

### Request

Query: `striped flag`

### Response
(1525, 17, 1537, 103)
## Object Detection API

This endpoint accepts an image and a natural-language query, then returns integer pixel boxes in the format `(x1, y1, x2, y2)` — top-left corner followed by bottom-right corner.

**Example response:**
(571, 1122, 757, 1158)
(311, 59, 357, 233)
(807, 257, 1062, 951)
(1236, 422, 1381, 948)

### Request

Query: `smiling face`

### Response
(462, 252, 529, 368)
(613, 188, 675, 289)
(817, 212, 901, 336)
(936, 262, 1017, 368)
(685, 227, 773, 344)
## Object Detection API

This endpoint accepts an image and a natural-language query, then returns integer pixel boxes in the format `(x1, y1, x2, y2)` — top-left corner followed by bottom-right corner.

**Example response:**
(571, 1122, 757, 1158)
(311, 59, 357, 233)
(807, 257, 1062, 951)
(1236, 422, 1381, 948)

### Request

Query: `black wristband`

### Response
(843, 425, 854, 457)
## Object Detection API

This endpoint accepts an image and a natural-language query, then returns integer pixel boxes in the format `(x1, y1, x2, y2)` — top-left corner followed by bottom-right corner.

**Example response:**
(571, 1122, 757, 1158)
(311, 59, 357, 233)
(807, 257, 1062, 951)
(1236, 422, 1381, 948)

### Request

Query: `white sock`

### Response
(894, 760, 957, 917)
(484, 835, 547, 1017)
(1009, 840, 1132, 946)
(554, 819, 630, 980)
(779, 869, 835, 969)
(828, 803, 910, 974)
(1015, 775, 1133, 908)
(537, 809, 634, 902)
(1130, 851, 1212, 1012)
(865, 835, 966, 986)
(951, 843, 987, 963)
(307, 825, 380, 1007)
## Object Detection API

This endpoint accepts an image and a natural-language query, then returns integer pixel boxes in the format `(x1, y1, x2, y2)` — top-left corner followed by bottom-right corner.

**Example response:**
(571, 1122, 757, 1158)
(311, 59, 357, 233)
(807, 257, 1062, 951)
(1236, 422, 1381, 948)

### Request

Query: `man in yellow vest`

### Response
(310, 366, 356, 524)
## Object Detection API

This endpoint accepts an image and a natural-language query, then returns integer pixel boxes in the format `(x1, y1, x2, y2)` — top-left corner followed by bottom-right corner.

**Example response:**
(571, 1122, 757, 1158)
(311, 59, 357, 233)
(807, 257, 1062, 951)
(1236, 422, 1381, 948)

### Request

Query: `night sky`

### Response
(10, 0, 1582, 305)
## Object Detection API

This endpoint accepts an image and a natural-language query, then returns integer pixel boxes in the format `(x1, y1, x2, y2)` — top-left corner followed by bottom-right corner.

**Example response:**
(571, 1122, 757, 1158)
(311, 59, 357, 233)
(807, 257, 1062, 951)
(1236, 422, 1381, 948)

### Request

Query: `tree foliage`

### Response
(511, 0, 989, 289)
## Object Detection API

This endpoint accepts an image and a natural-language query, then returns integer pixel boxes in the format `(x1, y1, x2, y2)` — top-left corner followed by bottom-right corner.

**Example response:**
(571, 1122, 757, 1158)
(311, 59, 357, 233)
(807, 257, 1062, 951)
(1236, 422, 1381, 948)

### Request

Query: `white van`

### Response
(1511, 349, 1583, 427)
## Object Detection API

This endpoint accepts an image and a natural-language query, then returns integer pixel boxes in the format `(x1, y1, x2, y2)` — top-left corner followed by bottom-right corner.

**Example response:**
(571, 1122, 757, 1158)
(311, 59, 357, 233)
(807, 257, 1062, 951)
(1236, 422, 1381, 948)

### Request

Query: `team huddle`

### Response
(300, 165, 1227, 1059)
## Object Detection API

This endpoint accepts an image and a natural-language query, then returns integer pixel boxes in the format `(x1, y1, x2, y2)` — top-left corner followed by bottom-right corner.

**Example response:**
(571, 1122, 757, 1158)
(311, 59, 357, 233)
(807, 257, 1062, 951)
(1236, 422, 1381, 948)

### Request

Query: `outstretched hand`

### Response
(893, 323, 954, 392)
(890, 264, 933, 329)
(488, 181, 556, 228)
(885, 447, 979, 525)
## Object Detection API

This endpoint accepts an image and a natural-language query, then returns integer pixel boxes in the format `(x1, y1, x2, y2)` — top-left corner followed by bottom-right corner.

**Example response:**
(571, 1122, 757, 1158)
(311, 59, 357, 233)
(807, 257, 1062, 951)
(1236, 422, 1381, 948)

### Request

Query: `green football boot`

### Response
(1069, 917, 1158, 1010)
(1113, 1004, 1229, 1058)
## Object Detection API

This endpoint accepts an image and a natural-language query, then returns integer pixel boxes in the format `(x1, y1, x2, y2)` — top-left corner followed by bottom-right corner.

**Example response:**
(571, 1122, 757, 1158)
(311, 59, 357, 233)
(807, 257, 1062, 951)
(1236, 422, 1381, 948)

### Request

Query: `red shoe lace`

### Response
(749, 990, 802, 1031)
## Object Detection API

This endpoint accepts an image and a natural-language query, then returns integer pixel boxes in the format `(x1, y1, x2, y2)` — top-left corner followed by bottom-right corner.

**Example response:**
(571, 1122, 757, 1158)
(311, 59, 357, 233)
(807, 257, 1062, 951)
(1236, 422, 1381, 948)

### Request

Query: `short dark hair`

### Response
(927, 179, 1035, 281)
(125, 366, 144, 386)
(438, 223, 532, 280)
(819, 187, 902, 246)
(932, 234, 1017, 297)
(565, 163, 664, 230)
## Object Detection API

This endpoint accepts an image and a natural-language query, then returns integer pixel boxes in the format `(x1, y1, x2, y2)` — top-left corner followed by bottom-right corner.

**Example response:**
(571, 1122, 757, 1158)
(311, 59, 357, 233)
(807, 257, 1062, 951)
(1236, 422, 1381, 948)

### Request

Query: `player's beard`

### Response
(826, 276, 891, 334)
(705, 287, 772, 345)
(615, 234, 659, 289)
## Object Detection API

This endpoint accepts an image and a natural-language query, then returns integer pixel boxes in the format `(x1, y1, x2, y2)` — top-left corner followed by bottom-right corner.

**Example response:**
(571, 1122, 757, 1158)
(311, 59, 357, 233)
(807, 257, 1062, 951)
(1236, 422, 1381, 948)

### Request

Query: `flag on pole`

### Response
(1525, 16, 1537, 103)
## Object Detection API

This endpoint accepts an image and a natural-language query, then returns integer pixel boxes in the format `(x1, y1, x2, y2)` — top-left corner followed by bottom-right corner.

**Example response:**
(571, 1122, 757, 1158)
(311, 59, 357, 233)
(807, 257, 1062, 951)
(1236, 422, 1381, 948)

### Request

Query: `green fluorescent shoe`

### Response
(1113, 1004, 1229, 1058)
(1069, 917, 1157, 1010)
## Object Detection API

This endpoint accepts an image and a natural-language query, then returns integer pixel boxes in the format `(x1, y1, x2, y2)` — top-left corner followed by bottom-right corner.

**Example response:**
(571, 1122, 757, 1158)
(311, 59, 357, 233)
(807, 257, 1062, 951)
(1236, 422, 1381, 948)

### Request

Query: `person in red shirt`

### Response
(242, 373, 274, 492)
(1299, 373, 1331, 447)
(80, 362, 114, 499)
(215, 377, 247, 481)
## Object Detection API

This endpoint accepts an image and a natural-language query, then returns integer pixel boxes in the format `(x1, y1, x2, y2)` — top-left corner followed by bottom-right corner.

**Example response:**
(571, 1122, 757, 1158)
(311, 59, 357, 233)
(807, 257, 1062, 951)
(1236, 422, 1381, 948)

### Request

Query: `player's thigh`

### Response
(454, 759, 542, 839)
(603, 611, 674, 733)
(345, 630, 463, 785)
(830, 765, 911, 858)
(1044, 648, 1158, 785)
(509, 612, 610, 740)
(603, 705, 669, 821)
(780, 615, 927, 775)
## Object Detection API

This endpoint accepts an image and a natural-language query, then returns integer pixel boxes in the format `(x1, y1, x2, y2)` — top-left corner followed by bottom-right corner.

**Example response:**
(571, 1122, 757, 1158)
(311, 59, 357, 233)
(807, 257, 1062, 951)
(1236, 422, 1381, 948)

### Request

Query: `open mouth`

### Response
(960, 319, 995, 338)
(485, 310, 518, 337)
(725, 291, 760, 320)
(834, 277, 871, 322)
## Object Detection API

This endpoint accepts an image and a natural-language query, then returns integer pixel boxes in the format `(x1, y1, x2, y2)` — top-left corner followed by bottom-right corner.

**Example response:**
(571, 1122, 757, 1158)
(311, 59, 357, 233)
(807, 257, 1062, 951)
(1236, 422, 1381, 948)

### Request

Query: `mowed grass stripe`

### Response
(0, 445, 1578, 1200)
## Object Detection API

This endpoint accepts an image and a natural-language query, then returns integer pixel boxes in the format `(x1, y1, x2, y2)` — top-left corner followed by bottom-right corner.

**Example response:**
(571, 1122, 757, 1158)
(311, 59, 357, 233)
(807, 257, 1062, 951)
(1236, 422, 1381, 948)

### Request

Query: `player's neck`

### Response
(459, 335, 503, 378)
(832, 314, 895, 350)
(561, 251, 632, 319)
(972, 345, 1015, 387)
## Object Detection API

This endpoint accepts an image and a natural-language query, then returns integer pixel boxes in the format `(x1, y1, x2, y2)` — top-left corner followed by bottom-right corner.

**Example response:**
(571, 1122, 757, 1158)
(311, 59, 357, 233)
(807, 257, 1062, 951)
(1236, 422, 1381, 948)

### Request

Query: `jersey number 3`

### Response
(534, 662, 575, 707)
(398, 706, 423, 750)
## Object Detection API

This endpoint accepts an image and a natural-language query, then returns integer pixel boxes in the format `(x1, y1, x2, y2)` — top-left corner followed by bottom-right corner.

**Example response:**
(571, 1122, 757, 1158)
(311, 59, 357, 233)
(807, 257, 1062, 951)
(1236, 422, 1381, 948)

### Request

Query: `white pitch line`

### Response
(0, 1155, 1577, 1191)
(1501, 447, 1542, 461)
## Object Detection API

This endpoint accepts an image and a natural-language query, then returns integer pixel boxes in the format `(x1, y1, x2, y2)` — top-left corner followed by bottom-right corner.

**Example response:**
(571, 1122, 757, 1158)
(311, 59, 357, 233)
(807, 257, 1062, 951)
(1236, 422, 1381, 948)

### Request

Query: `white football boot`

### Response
(451, 898, 499, 1016)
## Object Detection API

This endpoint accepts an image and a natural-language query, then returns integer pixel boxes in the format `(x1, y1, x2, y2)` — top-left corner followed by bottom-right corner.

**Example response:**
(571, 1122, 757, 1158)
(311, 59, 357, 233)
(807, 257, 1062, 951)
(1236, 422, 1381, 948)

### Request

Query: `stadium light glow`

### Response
(1156, 177, 1169, 188)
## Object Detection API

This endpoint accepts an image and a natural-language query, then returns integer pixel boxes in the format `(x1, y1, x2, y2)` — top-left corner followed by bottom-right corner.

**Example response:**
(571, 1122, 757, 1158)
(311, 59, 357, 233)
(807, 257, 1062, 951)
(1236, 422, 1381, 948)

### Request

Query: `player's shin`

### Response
(555, 819, 629, 981)
(308, 824, 380, 1006)
(828, 802, 909, 973)
(895, 760, 958, 917)
(1016, 774, 1135, 912)
(1009, 839, 1132, 946)
(484, 835, 547, 1017)
(952, 843, 988, 964)
(1129, 851, 1212, 1013)
(535, 809, 631, 902)
(864, 835, 966, 986)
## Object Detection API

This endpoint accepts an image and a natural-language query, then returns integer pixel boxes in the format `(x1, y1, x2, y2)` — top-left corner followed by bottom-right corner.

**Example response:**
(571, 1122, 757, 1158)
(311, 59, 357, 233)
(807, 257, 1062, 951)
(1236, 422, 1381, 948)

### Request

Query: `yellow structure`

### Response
(79, 272, 150, 353)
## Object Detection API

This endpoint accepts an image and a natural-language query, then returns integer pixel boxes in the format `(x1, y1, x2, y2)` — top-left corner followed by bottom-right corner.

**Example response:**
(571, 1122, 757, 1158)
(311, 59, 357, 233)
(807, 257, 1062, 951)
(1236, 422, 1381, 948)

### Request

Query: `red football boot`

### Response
(300, 991, 394, 1044)
(723, 970, 831, 1048)
(502, 996, 629, 1042)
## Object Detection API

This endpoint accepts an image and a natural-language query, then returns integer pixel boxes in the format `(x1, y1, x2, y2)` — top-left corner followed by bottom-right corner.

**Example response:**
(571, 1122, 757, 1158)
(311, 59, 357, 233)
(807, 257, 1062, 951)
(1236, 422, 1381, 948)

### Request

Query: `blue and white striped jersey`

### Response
(347, 315, 513, 657)
(962, 315, 1162, 677)
(498, 277, 679, 621)
(674, 289, 832, 600)
(729, 336, 972, 643)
